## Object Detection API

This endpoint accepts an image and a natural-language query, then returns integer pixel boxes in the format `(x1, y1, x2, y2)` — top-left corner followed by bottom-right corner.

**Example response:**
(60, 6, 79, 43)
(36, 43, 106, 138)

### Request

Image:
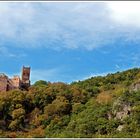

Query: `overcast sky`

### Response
(0, 2, 140, 84)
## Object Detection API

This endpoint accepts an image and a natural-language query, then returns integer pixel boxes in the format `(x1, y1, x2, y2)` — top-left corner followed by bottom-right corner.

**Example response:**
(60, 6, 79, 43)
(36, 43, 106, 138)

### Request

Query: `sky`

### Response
(0, 2, 140, 84)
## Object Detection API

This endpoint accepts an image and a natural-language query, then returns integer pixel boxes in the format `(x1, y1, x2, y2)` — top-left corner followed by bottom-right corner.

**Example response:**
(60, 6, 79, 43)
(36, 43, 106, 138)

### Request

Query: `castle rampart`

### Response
(0, 66, 30, 92)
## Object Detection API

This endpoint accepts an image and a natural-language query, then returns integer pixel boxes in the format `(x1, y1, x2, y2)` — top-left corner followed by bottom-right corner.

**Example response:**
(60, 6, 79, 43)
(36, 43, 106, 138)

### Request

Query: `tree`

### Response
(33, 80, 48, 86)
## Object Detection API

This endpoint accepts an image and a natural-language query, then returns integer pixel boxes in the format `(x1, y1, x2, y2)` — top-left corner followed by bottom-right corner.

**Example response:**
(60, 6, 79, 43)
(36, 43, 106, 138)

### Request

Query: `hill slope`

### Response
(1, 68, 140, 138)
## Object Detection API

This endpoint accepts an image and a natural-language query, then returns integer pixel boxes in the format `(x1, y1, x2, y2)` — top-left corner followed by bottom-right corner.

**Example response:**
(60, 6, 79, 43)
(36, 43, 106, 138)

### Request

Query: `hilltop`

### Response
(0, 68, 140, 138)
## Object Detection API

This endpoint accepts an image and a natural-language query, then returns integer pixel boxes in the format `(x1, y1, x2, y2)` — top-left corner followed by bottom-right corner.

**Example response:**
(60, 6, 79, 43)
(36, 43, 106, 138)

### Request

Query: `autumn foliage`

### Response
(0, 68, 140, 137)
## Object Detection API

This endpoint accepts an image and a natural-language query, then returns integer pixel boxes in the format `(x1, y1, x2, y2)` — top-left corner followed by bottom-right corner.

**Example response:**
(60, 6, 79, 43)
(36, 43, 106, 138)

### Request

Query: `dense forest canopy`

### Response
(1, 68, 140, 138)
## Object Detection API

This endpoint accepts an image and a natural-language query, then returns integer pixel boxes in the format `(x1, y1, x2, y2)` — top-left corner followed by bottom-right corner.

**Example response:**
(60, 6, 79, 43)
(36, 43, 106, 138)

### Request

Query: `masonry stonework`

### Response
(0, 66, 31, 92)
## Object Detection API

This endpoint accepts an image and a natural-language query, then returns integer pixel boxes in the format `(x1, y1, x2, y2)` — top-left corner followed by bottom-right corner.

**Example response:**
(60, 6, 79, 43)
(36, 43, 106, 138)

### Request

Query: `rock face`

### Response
(130, 80, 140, 92)
(117, 125, 124, 131)
(115, 104, 131, 121)
(107, 112, 112, 120)
(113, 97, 131, 121)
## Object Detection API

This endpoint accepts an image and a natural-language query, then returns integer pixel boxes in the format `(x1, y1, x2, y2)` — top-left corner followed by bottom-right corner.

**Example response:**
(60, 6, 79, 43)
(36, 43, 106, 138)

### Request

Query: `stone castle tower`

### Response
(20, 66, 31, 90)
(0, 66, 31, 92)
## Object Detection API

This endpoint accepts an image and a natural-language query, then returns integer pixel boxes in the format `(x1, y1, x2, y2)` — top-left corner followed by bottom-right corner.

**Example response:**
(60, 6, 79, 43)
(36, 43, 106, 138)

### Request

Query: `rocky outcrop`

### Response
(117, 125, 124, 131)
(115, 104, 131, 120)
(129, 80, 140, 92)
(107, 112, 112, 120)
(112, 97, 131, 121)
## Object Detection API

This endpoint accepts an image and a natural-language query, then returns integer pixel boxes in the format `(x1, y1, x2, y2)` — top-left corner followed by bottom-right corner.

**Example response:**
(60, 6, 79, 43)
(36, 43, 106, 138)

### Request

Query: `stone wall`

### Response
(11, 76, 21, 88)
(0, 74, 9, 92)
(0, 66, 31, 92)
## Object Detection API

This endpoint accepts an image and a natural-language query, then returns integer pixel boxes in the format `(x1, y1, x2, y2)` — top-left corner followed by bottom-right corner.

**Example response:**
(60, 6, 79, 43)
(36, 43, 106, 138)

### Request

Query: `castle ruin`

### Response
(0, 66, 30, 92)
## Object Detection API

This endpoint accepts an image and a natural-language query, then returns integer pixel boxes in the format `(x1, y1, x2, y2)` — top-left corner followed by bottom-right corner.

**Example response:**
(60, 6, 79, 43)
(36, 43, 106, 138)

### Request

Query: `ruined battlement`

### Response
(0, 66, 31, 92)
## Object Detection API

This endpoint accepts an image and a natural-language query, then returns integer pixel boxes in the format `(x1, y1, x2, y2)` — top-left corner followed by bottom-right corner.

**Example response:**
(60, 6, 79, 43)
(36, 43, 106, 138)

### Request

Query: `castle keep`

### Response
(0, 66, 30, 92)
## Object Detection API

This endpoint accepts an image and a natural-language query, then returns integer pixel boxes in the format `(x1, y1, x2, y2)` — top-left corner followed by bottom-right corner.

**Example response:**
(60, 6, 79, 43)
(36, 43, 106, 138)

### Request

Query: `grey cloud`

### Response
(0, 2, 139, 51)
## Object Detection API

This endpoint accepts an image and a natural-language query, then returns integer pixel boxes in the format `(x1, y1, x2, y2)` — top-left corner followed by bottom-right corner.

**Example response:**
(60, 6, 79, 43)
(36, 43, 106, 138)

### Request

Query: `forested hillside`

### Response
(1, 68, 140, 138)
